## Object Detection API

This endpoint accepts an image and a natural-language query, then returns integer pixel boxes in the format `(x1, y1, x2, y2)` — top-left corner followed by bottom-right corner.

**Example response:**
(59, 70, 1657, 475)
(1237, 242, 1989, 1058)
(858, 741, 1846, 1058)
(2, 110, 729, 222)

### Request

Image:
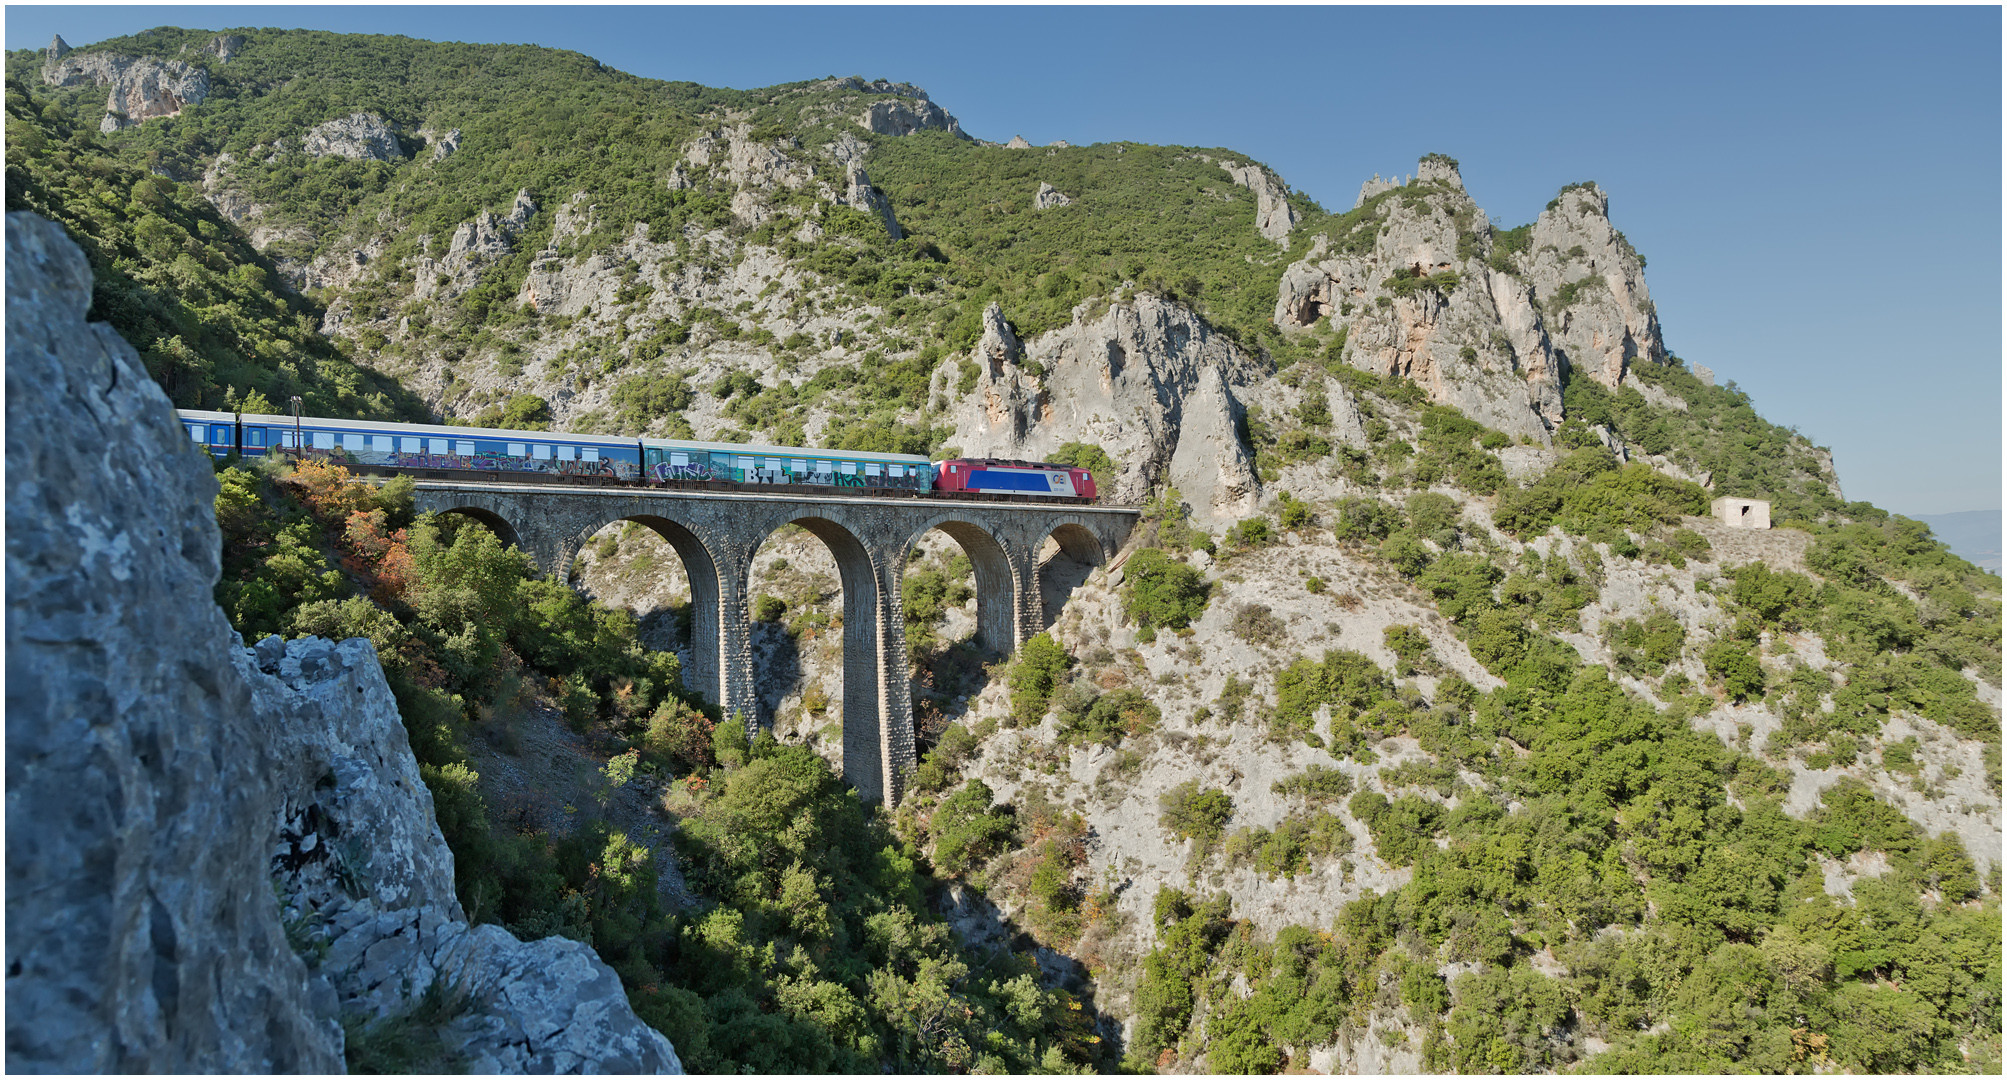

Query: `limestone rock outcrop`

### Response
(302, 111, 404, 162)
(4, 211, 681, 1073)
(1355, 173, 1399, 208)
(858, 94, 963, 137)
(821, 132, 901, 235)
(1034, 182, 1073, 210)
(424, 126, 462, 163)
(974, 300, 1023, 370)
(206, 33, 246, 61)
(7, 209, 341, 1075)
(949, 294, 1263, 522)
(1522, 183, 1666, 387)
(410, 189, 536, 301)
(42, 48, 211, 133)
(1272, 155, 1585, 440)
(1221, 161, 1298, 242)
(260, 638, 683, 1073)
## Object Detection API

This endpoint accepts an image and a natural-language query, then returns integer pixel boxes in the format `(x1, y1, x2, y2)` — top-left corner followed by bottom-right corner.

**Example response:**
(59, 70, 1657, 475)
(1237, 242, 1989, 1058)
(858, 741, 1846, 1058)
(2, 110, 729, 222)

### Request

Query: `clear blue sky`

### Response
(10, 6, 2001, 516)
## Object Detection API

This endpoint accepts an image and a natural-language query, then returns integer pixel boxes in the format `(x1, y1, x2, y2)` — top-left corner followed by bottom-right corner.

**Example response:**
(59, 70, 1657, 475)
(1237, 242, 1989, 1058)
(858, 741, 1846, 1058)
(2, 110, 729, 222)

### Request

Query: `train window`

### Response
(557, 445, 576, 461)
(279, 431, 297, 449)
(813, 460, 833, 475)
(371, 435, 393, 452)
(342, 434, 364, 452)
(314, 432, 335, 450)
(506, 443, 527, 457)
(427, 439, 447, 454)
(247, 430, 264, 447)
(532, 444, 552, 460)
(188, 425, 202, 441)
(400, 437, 421, 453)
(791, 459, 807, 473)
(581, 448, 600, 462)
(736, 456, 753, 470)
(889, 464, 904, 477)
(841, 462, 858, 475)
(455, 441, 474, 456)
(862, 463, 879, 476)
(668, 452, 689, 467)
(212, 426, 230, 443)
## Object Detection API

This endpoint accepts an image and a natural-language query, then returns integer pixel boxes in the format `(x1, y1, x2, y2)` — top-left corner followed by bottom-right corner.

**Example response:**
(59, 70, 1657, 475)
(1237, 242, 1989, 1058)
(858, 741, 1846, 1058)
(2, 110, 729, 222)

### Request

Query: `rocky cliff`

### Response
(42, 45, 210, 132)
(946, 296, 1265, 521)
(4, 211, 681, 1073)
(1272, 158, 1676, 444)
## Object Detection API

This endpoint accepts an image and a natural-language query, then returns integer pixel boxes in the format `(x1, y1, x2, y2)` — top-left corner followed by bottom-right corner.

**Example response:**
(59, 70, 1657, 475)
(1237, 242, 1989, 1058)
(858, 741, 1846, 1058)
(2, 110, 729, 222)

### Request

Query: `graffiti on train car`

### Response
(652, 461, 719, 483)
(303, 446, 639, 480)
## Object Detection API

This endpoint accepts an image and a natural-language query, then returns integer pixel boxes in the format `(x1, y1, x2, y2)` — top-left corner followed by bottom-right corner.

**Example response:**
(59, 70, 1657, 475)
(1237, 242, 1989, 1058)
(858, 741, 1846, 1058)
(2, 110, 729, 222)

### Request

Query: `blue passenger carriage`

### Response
(179, 409, 240, 459)
(239, 414, 643, 481)
(641, 439, 933, 492)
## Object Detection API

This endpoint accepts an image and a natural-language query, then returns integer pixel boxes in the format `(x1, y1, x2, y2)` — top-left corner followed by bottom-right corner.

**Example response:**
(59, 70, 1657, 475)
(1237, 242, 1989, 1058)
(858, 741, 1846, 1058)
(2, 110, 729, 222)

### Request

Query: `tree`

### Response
(1008, 632, 1071, 721)
(929, 780, 1014, 875)
(1702, 639, 1764, 701)
(1124, 548, 1211, 630)
(1160, 781, 1234, 848)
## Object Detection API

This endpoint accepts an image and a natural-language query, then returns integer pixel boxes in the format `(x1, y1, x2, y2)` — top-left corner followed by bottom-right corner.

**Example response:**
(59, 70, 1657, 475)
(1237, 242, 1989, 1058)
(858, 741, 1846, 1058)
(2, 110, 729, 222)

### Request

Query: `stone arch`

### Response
(901, 516, 1021, 656)
(617, 515, 724, 710)
(1037, 521, 1107, 629)
(745, 513, 905, 804)
(435, 505, 521, 551)
(1045, 522, 1107, 566)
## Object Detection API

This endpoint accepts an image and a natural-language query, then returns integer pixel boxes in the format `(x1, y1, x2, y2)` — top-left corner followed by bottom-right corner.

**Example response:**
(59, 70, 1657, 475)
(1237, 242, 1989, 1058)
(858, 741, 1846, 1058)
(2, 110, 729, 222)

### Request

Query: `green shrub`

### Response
(1008, 633, 1071, 721)
(1347, 791, 1444, 868)
(1159, 781, 1234, 848)
(1124, 548, 1211, 630)
(1229, 602, 1288, 648)
(1702, 639, 1764, 701)
(1333, 496, 1402, 542)
(1383, 624, 1437, 676)
(1047, 441, 1118, 488)
(1058, 687, 1161, 747)
(1272, 764, 1355, 803)
(929, 779, 1015, 875)
(1603, 608, 1687, 677)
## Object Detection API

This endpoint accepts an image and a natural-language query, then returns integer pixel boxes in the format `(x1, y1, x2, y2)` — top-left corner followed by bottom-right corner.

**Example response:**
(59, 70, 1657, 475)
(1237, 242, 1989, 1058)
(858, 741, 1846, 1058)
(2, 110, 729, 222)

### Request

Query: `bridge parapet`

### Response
(409, 482, 1137, 805)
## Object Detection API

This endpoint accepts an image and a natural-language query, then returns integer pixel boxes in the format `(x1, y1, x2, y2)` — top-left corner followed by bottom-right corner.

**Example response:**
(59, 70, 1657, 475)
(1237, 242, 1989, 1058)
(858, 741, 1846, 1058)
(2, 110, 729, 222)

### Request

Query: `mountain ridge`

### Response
(7, 25, 1999, 1075)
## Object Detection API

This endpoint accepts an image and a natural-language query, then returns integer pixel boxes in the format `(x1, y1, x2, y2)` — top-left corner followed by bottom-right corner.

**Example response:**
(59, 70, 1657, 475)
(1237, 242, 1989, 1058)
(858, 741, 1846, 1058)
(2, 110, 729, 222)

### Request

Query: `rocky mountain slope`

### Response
(8, 26, 1998, 1076)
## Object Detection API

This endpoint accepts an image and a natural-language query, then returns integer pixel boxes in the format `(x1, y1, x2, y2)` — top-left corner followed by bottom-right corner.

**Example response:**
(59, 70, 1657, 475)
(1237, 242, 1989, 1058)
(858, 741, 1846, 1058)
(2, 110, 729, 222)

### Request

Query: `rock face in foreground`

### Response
(4, 211, 681, 1074)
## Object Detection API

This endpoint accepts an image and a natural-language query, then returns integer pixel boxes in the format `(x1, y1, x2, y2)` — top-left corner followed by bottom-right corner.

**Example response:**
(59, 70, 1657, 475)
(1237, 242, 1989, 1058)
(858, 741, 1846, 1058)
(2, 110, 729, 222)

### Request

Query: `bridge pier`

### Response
(411, 483, 1135, 805)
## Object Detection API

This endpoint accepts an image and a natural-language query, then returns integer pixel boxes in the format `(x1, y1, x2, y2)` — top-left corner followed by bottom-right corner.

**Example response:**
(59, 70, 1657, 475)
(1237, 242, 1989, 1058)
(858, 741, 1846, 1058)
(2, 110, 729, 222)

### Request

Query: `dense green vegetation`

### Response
(865, 135, 1315, 347)
(1097, 364, 2000, 1073)
(4, 80, 422, 417)
(1126, 652, 1999, 1073)
(207, 460, 1110, 1072)
(1567, 359, 1847, 523)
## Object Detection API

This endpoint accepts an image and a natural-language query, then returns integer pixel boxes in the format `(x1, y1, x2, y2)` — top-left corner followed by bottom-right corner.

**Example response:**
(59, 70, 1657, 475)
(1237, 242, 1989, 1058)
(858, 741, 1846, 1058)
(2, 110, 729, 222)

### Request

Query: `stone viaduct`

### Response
(410, 481, 1139, 805)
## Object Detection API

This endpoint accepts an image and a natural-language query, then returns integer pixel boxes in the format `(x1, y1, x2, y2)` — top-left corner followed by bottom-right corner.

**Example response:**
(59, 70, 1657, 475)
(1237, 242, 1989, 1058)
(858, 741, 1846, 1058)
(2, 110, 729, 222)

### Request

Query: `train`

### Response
(175, 409, 1099, 503)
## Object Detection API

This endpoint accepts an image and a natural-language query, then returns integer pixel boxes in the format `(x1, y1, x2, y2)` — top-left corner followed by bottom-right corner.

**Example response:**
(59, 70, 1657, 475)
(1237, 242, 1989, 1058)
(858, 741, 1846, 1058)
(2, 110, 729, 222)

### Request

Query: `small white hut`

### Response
(1711, 497, 1771, 530)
